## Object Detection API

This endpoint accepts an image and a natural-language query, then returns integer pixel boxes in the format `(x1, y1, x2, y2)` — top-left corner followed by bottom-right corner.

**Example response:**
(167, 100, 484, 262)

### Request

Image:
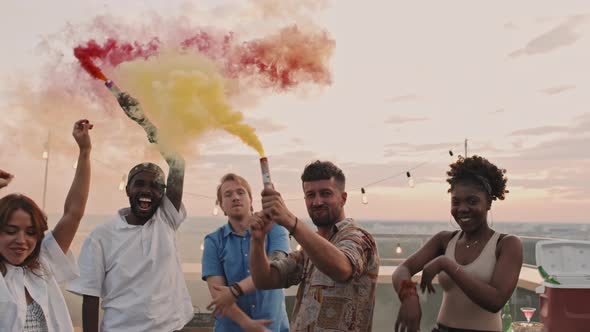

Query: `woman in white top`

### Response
(0, 119, 93, 332)
(392, 155, 523, 332)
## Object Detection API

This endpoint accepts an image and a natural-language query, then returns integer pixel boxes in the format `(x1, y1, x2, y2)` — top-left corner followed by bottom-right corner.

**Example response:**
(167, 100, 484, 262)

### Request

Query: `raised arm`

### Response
(52, 119, 92, 254)
(0, 169, 14, 189)
(260, 188, 354, 283)
(249, 213, 286, 289)
(160, 149, 185, 211)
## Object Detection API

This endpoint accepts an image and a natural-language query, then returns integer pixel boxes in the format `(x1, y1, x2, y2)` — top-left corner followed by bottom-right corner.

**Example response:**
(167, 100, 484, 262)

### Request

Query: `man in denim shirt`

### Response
(202, 173, 290, 332)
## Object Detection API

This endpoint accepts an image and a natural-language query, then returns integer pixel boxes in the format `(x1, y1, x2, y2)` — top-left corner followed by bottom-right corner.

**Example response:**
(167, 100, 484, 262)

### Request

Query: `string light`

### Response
(395, 243, 402, 254)
(406, 171, 415, 188)
(31, 133, 464, 203)
(118, 174, 127, 191)
(212, 200, 219, 216)
(200, 242, 204, 251)
(296, 244, 302, 251)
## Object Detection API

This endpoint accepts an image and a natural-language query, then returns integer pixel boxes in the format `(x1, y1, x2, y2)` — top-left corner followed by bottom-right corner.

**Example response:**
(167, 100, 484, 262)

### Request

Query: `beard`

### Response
(309, 206, 338, 227)
(128, 194, 161, 221)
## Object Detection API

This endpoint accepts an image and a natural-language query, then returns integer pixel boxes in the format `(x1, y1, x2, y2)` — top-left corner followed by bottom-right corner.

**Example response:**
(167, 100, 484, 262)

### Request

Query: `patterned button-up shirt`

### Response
(270, 218, 379, 331)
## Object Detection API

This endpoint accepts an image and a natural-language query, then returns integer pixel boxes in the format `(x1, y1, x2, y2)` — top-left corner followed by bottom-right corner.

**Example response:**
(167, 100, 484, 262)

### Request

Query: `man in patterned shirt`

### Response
(249, 160, 380, 331)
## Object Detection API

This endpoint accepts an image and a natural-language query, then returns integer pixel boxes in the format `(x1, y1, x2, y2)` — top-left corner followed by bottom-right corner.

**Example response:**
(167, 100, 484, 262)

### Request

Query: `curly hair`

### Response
(0, 194, 48, 276)
(447, 155, 508, 201)
(301, 160, 346, 191)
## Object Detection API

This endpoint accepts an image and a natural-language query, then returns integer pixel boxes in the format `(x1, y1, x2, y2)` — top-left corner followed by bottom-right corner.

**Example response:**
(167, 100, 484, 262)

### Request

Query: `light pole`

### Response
(42, 131, 50, 210)
(464, 138, 468, 157)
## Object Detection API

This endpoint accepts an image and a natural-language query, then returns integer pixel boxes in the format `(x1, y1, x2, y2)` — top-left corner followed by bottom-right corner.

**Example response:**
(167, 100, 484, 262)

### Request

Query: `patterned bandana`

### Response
(127, 162, 166, 186)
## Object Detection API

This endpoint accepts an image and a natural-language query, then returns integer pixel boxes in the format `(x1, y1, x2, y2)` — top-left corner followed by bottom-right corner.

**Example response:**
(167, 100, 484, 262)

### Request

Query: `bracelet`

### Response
(398, 279, 418, 302)
(232, 282, 244, 296)
(229, 285, 239, 299)
(289, 217, 299, 239)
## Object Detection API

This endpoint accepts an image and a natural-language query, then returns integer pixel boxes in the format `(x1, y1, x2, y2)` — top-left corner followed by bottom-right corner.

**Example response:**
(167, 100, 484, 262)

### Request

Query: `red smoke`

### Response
(75, 25, 334, 90)
(74, 38, 160, 81)
(229, 25, 334, 89)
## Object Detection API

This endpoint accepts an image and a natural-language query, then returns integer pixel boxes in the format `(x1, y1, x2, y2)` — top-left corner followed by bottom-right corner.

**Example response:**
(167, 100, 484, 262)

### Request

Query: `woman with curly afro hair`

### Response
(392, 156, 523, 332)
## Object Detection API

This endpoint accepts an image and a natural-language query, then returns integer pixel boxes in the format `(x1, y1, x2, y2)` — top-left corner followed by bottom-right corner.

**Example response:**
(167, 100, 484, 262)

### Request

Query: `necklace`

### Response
(465, 240, 479, 248)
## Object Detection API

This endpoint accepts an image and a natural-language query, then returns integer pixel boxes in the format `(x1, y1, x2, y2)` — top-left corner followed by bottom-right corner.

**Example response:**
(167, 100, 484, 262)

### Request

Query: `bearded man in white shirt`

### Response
(67, 151, 193, 332)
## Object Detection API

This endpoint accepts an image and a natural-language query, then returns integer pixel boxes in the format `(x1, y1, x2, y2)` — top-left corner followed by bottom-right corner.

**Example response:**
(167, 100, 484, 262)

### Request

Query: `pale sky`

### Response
(1, 0, 589, 223)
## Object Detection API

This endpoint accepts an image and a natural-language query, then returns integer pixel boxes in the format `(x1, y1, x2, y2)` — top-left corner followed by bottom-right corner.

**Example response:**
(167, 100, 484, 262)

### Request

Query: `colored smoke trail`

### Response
(180, 31, 234, 58)
(228, 25, 334, 90)
(179, 25, 335, 90)
(74, 38, 160, 81)
(72, 26, 333, 154)
(12, 7, 335, 160)
(113, 50, 265, 156)
(76, 24, 334, 91)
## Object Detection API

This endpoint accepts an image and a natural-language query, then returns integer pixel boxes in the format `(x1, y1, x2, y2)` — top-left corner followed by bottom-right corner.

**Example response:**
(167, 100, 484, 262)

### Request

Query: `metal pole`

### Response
(42, 132, 50, 210)
(464, 138, 468, 157)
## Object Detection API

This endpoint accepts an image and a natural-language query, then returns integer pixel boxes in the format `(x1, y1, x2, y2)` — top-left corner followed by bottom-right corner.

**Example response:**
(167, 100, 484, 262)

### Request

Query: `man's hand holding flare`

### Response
(249, 212, 275, 244)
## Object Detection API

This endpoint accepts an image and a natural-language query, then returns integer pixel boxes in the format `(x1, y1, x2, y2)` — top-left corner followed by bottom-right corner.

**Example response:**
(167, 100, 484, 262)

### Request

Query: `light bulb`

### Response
(361, 188, 368, 204)
(406, 171, 415, 188)
(200, 242, 204, 251)
(296, 244, 302, 251)
(42, 137, 50, 160)
(118, 174, 127, 191)
(212, 201, 219, 216)
(395, 243, 402, 254)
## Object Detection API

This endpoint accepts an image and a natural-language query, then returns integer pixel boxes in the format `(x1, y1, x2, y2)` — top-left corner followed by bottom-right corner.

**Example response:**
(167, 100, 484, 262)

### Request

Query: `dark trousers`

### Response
(432, 323, 499, 332)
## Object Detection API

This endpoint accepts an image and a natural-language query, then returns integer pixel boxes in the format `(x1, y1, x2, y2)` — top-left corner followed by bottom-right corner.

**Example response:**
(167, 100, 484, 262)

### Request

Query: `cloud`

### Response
(510, 112, 590, 136)
(540, 85, 576, 95)
(384, 142, 457, 152)
(517, 136, 590, 160)
(504, 161, 590, 201)
(504, 22, 517, 30)
(510, 125, 569, 136)
(245, 117, 287, 133)
(384, 115, 428, 125)
(509, 15, 588, 57)
(383, 142, 457, 158)
(386, 94, 421, 103)
(291, 137, 304, 145)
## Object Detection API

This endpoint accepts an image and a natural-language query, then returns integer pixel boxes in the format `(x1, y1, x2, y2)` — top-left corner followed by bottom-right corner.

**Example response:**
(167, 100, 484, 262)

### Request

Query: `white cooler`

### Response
(535, 240, 590, 332)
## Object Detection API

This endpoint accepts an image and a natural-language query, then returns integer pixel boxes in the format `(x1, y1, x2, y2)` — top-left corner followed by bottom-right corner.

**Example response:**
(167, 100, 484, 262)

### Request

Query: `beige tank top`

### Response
(437, 231, 502, 331)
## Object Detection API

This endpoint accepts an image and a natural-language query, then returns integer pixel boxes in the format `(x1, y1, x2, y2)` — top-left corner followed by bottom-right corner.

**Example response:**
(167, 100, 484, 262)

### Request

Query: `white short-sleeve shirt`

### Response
(0, 231, 79, 332)
(67, 196, 193, 332)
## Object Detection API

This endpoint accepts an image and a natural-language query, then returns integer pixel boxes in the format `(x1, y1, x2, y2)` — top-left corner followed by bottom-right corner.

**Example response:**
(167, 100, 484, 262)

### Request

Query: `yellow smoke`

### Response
(112, 50, 265, 156)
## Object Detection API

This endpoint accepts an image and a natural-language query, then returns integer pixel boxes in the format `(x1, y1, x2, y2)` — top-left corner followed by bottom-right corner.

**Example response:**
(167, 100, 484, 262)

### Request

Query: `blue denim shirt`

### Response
(202, 223, 290, 332)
